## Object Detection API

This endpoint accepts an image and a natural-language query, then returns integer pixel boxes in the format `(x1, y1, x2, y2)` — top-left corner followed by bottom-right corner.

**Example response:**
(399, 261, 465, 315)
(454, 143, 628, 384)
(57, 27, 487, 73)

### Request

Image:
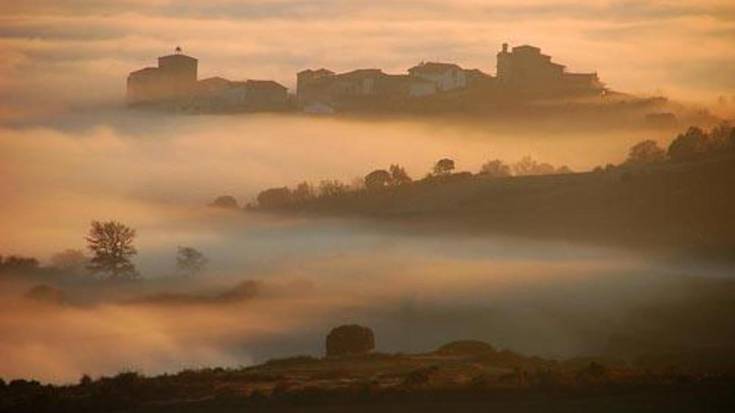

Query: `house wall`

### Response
(412, 69, 466, 92)
(409, 81, 437, 97)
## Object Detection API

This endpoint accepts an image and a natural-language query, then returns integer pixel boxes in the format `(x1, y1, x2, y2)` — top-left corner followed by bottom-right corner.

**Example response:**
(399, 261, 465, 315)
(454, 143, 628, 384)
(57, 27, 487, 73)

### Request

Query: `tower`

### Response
(496, 43, 512, 82)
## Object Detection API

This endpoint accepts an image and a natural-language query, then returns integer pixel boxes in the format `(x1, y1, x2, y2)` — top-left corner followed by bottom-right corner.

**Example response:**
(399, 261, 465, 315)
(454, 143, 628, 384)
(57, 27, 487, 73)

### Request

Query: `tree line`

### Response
(624, 124, 735, 165)
(253, 156, 573, 209)
(1, 221, 208, 282)
(248, 123, 734, 210)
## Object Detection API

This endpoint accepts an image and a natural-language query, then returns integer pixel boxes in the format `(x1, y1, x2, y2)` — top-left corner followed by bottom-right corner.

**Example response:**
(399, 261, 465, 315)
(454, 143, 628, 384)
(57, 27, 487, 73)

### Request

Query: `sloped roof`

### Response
(246, 80, 287, 90)
(337, 69, 383, 79)
(512, 45, 541, 53)
(408, 62, 462, 74)
(129, 67, 159, 76)
(298, 68, 335, 76)
(158, 53, 198, 62)
(199, 76, 231, 85)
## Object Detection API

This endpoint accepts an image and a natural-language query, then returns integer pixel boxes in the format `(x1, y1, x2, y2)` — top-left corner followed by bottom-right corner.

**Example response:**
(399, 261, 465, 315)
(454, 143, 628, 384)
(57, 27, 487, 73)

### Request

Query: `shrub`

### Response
(325, 324, 375, 357)
(210, 195, 239, 209)
(436, 340, 496, 356)
(479, 159, 511, 178)
(627, 139, 666, 164)
(667, 126, 709, 162)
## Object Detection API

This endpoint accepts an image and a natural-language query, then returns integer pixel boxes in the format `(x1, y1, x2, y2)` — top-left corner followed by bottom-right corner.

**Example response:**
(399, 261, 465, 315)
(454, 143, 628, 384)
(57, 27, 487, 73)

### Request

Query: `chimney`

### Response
(502, 43, 509, 53)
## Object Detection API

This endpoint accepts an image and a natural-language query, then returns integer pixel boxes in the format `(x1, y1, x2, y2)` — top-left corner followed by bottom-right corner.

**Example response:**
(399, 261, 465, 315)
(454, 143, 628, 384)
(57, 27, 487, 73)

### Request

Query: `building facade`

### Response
(127, 49, 198, 104)
(127, 48, 288, 111)
(496, 43, 604, 96)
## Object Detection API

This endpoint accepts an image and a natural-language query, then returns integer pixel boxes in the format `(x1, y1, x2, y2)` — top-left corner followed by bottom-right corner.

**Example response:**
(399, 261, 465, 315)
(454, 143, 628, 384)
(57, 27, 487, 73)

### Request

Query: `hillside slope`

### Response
(268, 156, 735, 259)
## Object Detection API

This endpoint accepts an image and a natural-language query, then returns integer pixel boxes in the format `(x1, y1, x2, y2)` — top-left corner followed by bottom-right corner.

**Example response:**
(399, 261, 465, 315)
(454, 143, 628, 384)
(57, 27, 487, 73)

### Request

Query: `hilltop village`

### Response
(127, 43, 607, 114)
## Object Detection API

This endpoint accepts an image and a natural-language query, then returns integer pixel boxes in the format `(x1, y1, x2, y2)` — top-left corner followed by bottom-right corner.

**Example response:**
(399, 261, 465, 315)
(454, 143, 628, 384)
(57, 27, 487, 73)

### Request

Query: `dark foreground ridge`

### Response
(2, 337, 735, 413)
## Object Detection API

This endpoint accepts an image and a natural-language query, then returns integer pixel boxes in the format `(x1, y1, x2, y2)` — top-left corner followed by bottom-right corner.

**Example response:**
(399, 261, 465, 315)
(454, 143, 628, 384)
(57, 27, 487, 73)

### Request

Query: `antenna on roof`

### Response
(175, 46, 182, 54)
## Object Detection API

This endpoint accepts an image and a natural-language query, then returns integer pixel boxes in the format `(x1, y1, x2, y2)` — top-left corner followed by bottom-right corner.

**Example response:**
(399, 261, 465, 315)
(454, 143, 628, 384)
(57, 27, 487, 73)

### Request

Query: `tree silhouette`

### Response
(257, 187, 292, 208)
(364, 169, 391, 191)
(292, 181, 315, 203)
(480, 159, 511, 177)
(432, 158, 455, 176)
(627, 139, 666, 164)
(50, 249, 87, 272)
(318, 180, 348, 198)
(210, 195, 239, 209)
(86, 220, 138, 280)
(176, 246, 208, 277)
(389, 164, 412, 186)
(668, 126, 709, 162)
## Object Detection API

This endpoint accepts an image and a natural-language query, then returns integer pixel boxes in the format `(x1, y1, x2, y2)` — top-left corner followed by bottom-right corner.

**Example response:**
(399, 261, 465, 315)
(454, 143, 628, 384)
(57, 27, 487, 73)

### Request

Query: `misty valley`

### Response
(2, 112, 735, 412)
(2, 1, 735, 410)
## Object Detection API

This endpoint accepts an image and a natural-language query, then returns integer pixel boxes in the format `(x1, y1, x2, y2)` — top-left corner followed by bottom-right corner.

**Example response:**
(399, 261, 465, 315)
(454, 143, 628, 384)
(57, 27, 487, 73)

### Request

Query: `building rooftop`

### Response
(246, 80, 287, 90)
(298, 68, 335, 76)
(512, 45, 541, 53)
(337, 69, 384, 79)
(129, 67, 159, 76)
(409, 62, 462, 74)
(158, 53, 198, 62)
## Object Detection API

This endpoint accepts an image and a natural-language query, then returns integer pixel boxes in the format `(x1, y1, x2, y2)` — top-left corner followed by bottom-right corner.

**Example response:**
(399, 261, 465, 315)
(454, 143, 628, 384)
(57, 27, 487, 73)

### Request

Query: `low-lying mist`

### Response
(2, 111, 731, 384)
(1, 110, 676, 256)
(3, 211, 734, 384)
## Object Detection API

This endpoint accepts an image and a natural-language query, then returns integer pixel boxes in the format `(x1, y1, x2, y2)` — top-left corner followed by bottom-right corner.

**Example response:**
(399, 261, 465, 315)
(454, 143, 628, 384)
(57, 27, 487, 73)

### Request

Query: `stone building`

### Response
(407, 62, 467, 92)
(496, 43, 604, 96)
(127, 47, 198, 104)
(127, 48, 288, 111)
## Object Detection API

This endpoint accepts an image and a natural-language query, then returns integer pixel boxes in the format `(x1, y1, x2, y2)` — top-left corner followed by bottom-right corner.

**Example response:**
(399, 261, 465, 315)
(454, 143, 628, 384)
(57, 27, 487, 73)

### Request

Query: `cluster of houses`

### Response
(126, 47, 288, 111)
(126, 43, 605, 113)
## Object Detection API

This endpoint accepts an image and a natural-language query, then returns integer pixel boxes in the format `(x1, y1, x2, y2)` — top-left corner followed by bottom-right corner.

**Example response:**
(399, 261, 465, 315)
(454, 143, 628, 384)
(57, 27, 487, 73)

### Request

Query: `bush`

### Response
(479, 159, 511, 178)
(627, 139, 666, 164)
(667, 127, 709, 162)
(364, 169, 392, 191)
(436, 340, 496, 356)
(402, 366, 438, 387)
(24, 285, 66, 305)
(210, 195, 239, 209)
(325, 324, 375, 357)
(257, 187, 292, 208)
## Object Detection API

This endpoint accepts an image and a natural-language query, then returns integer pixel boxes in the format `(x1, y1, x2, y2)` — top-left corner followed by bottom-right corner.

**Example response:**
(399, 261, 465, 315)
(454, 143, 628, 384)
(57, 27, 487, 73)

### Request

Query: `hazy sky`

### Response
(1, 0, 734, 115)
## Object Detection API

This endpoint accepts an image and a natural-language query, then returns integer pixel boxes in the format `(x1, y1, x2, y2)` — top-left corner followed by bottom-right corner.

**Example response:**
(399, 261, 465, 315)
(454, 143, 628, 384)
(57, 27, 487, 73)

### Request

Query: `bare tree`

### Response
(176, 246, 208, 277)
(85, 220, 138, 280)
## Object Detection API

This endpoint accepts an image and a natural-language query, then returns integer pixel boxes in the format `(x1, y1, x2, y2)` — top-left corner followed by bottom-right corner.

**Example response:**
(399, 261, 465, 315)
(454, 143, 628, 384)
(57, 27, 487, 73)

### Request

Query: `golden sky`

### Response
(1, 0, 734, 112)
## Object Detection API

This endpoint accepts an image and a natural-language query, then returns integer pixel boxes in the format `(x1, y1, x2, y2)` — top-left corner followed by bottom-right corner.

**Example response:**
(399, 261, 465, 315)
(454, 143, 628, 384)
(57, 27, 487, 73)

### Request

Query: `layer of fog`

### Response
(3, 213, 734, 384)
(1, 112, 732, 384)
(0, 110, 679, 256)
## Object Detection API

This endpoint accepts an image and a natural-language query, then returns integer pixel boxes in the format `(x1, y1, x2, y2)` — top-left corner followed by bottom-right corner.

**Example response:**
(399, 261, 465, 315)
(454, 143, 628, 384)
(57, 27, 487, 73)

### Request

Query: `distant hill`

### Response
(258, 155, 735, 261)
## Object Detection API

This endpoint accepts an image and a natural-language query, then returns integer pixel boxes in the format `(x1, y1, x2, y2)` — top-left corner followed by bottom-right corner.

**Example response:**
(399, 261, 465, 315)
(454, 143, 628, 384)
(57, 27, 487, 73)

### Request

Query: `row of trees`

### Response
(255, 156, 572, 208)
(251, 124, 734, 210)
(2, 221, 208, 281)
(626, 124, 735, 165)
